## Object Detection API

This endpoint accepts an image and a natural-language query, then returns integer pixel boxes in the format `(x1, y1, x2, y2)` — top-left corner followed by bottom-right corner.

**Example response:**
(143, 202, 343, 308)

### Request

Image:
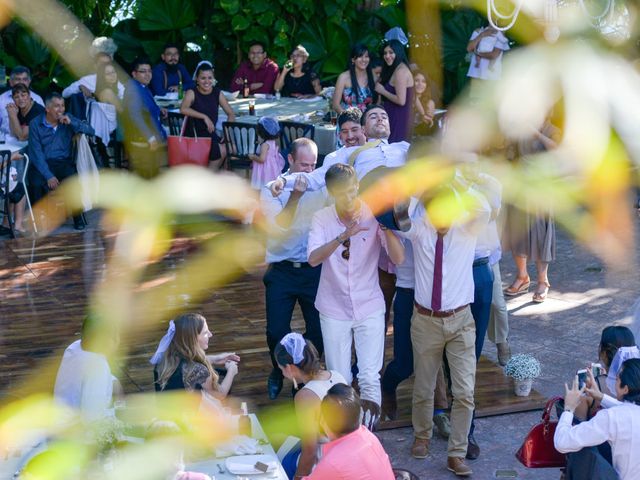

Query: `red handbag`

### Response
(515, 396, 567, 468)
(167, 118, 211, 167)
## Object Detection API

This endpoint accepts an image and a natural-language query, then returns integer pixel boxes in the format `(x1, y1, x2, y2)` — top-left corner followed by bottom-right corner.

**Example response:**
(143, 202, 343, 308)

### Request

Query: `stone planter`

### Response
(514, 378, 533, 397)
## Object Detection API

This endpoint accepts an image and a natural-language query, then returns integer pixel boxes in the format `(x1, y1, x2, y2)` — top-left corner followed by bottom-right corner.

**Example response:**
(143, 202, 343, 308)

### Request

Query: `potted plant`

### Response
(504, 354, 541, 397)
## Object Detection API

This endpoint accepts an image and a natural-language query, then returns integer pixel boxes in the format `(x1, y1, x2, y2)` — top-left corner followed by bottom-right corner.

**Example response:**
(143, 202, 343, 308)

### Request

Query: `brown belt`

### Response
(414, 302, 468, 318)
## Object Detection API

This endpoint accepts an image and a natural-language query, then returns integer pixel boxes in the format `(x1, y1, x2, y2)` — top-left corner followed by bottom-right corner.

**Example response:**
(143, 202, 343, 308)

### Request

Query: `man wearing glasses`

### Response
(230, 42, 279, 95)
(307, 163, 404, 430)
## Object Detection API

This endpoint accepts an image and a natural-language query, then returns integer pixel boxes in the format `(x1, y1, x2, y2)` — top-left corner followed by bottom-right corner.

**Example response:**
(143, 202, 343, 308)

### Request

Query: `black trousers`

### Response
(28, 159, 84, 225)
(263, 261, 323, 372)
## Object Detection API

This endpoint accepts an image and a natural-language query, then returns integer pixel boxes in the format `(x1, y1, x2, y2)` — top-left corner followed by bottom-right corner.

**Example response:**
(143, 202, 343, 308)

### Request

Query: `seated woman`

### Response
(555, 358, 640, 480)
(6, 83, 45, 141)
(574, 326, 639, 421)
(274, 333, 346, 479)
(151, 313, 240, 400)
(274, 45, 321, 98)
(331, 44, 377, 114)
(180, 61, 236, 170)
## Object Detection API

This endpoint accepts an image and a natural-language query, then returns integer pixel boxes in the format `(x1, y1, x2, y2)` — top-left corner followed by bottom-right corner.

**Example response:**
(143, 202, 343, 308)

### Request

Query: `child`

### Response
(250, 116, 285, 189)
(413, 71, 436, 136)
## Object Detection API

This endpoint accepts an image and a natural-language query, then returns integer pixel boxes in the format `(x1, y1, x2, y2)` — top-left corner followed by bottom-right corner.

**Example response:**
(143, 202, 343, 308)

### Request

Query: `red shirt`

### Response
(303, 426, 395, 480)
(229, 59, 279, 94)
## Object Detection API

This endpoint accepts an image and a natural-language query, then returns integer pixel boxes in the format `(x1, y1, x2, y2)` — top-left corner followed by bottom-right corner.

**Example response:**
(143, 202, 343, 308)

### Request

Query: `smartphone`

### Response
(577, 368, 588, 389)
(495, 469, 518, 478)
(591, 362, 603, 377)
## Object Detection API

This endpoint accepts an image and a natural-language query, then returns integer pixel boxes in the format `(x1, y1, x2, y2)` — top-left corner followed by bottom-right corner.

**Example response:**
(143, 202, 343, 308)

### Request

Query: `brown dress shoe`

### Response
(381, 389, 398, 421)
(497, 342, 511, 366)
(447, 457, 473, 476)
(411, 438, 430, 459)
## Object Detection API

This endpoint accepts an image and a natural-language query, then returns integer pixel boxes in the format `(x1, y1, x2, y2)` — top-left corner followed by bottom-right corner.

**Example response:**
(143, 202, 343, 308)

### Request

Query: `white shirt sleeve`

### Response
(307, 210, 328, 258)
(554, 409, 612, 453)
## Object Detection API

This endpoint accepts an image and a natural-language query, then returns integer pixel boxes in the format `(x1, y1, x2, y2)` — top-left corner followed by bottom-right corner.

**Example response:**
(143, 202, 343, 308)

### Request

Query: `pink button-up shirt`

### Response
(308, 203, 389, 321)
(302, 426, 395, 480)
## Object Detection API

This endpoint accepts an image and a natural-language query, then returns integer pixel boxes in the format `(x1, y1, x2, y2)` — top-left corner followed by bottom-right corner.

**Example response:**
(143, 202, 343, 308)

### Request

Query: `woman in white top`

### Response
(275, 332, 346, 479)
(555, 358, 640, 480)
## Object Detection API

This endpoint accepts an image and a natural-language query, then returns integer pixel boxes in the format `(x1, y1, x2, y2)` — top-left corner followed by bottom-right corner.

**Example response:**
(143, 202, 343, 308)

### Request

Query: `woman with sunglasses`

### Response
(307, 163, 404, 430)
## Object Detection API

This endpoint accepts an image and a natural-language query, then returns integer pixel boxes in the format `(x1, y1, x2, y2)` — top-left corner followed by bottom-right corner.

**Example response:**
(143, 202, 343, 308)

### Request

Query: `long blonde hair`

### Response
(156, 313, 218, 391)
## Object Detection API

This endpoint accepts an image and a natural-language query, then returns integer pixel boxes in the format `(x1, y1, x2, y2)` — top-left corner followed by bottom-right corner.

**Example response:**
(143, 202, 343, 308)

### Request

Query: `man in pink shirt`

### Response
(308, 164, 404, 428)
(229, 42, 279, 95)
(303, 384, 395, 480)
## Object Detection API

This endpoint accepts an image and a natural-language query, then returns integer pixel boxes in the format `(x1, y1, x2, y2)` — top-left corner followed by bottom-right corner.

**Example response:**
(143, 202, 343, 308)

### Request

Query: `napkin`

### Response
(215, 435, 264, 457)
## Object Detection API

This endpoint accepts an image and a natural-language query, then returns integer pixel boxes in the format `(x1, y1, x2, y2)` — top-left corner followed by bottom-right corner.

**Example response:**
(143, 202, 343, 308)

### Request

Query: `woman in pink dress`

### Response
(250, 116, 285, 189)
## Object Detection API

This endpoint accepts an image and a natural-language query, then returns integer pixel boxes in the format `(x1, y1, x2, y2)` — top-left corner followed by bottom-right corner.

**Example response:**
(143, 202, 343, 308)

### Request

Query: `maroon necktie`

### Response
(431, 232, 444, 311)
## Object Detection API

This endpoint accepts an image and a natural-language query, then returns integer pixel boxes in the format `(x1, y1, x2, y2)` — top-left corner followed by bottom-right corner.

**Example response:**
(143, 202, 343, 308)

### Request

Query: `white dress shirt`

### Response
(472, 173, 502, 264)
(62, 73, 125, 99)
(53, 340, 115, 421)
(260, 185, 328, 263)
(0, 89, 44, 141)
(555, 397, 640, 480)
(281, 139, 409, 192)
(401, 192, 490, 311)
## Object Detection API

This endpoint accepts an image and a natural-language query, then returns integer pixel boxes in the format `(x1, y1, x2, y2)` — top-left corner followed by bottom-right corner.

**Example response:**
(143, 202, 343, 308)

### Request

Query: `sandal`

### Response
(532, 281, 550, 303)
(504, 276, 531, 296)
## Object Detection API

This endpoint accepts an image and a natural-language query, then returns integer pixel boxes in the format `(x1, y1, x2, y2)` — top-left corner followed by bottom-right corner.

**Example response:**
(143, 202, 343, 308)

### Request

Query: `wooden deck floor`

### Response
(0, 231, 546, 426)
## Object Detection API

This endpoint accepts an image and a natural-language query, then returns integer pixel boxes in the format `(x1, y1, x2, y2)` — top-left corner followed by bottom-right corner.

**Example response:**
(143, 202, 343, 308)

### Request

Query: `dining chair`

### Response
(222, 121, 262, 178)
(166, 111, 185, 136)
(19, 154, 38, 234)
(279, 121, 315, 169)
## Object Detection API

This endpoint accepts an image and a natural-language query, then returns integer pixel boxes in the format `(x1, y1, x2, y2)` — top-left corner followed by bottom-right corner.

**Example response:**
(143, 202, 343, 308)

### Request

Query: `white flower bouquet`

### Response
(504, 354, 541, 381)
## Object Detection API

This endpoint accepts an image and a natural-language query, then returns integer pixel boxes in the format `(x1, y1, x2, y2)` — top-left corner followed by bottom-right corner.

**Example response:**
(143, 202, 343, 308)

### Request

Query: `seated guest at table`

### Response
(27, 92, 95, 230)
(151, 43, 195, 96)
(122, 57, 167, 178)
(331, 44, 377, 114)
(0, 66, 44, 141)
(275, 333, 347, 479)
(88, 62, 123, 155)
(302, 384, 395, 479)
(152, 313, 240, 400)
(6, 84, 45, 141)
(274, 45, 321, 98)
(0, 152, 27, 235)
(180, 61, 235, 170)
(413, 70, 436, 136)
(249, 116, 285, 189)
(230, 42, 279, 95)
(54, 314, 121, 421)
(62, 37, 124, 100)
(555, 359, 640, 480)
(308, 164, 404, 430)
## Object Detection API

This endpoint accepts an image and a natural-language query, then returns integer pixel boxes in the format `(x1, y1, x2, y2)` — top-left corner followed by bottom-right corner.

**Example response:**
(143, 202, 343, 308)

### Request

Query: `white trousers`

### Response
(319, 310, 385, 406)
(488, 261, 510, 344)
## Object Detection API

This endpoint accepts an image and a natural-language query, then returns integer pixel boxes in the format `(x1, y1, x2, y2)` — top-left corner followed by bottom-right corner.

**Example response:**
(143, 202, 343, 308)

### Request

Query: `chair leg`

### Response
(24, 191, 37, 234)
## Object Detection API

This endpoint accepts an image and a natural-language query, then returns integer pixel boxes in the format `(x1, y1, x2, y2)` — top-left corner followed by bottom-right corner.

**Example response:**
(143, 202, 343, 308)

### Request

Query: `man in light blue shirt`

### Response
(260, 138, 327, 399)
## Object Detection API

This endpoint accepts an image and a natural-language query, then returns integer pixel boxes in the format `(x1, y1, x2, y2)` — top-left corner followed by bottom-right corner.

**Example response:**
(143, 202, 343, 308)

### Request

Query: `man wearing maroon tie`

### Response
(401, 186, 490, 477)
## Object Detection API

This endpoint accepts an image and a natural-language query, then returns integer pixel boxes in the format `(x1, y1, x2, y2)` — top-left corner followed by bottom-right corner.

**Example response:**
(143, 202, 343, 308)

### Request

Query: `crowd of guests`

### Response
(8, 20, 637, 480)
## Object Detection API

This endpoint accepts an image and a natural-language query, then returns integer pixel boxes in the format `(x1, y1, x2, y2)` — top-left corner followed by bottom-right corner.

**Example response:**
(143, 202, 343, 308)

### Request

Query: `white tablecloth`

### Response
(186, 414, 287, 480)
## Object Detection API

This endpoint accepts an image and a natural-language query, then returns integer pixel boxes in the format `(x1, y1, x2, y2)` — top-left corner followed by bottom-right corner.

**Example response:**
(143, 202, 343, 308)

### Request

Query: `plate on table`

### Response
(225, 454, 279, 475)
(223, 90, 240, 100)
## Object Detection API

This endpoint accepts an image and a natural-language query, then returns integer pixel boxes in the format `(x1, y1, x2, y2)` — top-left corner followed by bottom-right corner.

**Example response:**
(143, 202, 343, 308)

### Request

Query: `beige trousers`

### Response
(488, 261, 509, 344)
(411, 306, 476, 458)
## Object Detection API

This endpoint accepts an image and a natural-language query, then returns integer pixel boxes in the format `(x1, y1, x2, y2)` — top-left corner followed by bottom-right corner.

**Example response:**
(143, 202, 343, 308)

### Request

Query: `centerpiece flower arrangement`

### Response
(504, 354, 541, 397)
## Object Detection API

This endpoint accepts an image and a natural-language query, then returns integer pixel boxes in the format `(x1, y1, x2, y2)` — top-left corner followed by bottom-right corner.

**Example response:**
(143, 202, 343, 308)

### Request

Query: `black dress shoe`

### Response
(466, 433, 480, 460)
(267, 369, 283, 400)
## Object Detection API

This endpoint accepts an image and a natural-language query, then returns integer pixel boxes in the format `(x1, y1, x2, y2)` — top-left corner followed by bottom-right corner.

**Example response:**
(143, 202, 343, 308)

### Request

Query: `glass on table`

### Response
(329, 110, 338, 126)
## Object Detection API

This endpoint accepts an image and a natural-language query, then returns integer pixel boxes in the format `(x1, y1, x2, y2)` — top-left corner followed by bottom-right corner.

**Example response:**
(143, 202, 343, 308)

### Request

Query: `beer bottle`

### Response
(243, 78, 250, 98)
(178, 80, 184, 100)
